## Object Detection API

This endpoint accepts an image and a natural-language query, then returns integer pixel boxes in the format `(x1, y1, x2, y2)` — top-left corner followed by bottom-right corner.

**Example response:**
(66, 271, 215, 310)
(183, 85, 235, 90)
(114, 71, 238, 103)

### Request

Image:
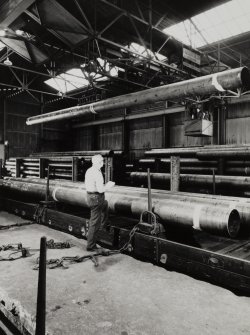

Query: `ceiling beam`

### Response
(0, 0, 36, 27)
(0, 81, 78, 99)
(98, 36, 190, 78)
(73, 0, 94, 33)
(25, 10, 73, 48)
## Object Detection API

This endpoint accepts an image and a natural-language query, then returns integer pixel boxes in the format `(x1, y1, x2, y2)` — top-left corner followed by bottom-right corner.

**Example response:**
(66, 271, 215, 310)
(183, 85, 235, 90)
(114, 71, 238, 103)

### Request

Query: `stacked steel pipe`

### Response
(125, 145, 250, 195)
(20, 158, 40, 178)
(1, 177, 248, 238)
(46, 157, 73, 180)
(3, 150, 121, 182)
(4, 158, 17, 177)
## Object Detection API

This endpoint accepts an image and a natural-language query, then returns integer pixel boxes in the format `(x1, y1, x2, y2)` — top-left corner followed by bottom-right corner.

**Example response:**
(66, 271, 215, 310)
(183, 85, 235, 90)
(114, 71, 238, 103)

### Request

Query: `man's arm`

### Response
(95, 172, 115, 193)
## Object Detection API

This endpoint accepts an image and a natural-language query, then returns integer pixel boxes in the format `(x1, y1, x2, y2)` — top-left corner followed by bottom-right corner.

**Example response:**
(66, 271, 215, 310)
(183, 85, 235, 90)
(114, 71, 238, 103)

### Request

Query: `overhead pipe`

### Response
(0, 178, 241, 237)
(26, 67, 250, 125)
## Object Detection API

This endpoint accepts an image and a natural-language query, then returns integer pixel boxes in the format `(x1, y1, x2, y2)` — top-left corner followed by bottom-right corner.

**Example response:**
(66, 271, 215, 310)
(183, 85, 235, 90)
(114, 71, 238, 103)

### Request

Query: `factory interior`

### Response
(2, 0, 250, 334)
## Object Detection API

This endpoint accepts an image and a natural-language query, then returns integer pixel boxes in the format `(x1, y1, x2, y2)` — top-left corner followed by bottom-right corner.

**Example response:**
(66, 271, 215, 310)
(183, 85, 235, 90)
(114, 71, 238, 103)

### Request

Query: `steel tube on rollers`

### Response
(6, 177, 250, 227)
(26, 67, 250, 125)
(0, 178, 241, 237)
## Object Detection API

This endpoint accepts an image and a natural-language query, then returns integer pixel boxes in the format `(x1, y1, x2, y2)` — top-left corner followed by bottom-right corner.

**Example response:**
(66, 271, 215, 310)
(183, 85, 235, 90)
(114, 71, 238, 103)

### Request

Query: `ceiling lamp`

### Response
(4, 48, 12, 66)
(15, 29, 23, 36)
(4, 57, 12, 66)
(0, 30, 6, 37)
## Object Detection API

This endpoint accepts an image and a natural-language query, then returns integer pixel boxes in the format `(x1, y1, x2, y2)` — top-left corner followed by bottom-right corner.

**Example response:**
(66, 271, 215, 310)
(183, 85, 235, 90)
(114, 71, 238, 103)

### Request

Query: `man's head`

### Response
(92, 154, 104, 168)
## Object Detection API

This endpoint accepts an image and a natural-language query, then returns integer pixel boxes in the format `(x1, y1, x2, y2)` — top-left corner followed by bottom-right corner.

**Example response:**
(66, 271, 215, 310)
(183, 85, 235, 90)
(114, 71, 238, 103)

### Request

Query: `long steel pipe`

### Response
(145, 145, 250, 159)
(0, 178, 241, 237)
(197, 149, 250, 158)
(145, 147, 201, 157)
(30, 150, 114, 157)
(130, 172, 250, 190)
(26, 67, 250, 125)
(139, 158, 217, 167)
(5, 177, 250, 227)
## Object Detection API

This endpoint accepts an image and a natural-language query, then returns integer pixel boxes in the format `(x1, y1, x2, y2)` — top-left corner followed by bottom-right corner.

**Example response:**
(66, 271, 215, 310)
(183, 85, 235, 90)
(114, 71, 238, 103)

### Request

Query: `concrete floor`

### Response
(1, 211, 250, 335)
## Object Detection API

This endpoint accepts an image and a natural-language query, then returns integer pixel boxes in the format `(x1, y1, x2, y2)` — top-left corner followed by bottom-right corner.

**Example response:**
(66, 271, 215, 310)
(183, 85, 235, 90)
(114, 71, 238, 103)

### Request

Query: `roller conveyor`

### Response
(2, 197, 250, 295)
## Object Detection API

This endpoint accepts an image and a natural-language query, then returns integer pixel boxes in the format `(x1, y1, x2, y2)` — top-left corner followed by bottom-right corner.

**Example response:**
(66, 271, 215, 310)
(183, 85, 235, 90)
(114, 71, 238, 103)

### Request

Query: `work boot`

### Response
(86, 244, 103, 252)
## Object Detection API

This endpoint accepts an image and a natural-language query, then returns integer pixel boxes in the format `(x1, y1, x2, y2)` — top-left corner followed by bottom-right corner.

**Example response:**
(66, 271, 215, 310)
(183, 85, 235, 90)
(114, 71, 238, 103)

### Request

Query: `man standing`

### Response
(85, 154, 115, 251)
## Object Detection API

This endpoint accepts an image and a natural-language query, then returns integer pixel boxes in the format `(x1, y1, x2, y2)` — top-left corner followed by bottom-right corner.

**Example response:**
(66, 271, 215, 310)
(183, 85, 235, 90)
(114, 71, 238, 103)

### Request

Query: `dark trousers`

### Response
(86, 193, 108, 249)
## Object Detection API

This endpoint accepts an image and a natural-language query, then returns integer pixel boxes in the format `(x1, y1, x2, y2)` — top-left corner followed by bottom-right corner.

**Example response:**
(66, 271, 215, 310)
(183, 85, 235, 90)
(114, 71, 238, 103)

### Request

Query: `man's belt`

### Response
(87, 191, 101, 194)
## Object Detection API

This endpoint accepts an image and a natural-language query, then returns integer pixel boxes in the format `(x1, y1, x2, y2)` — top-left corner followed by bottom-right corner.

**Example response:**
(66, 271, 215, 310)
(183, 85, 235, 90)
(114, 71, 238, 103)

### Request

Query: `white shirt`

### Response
(85, 166, 105, 193)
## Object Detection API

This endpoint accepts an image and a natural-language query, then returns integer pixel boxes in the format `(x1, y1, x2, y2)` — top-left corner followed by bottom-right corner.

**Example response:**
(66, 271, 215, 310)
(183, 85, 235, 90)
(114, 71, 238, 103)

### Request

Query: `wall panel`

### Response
(129, 116, 162, 159)
(74, 127, 92, 151)
(5, 101, 39, 157)
(0, 98, 3, 143)
(98, 122, 122, 150)
(226, 101, 250, 144)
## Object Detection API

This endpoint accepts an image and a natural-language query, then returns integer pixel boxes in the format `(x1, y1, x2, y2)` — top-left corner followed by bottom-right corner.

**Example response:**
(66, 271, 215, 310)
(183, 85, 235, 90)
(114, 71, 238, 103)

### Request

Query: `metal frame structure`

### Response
(0, 0, 239, 106)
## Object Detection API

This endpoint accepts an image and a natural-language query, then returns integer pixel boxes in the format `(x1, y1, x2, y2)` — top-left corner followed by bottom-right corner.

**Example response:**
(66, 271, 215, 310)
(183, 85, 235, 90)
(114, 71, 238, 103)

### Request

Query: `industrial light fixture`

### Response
(15, 29, 23, 36)
(4, 57, 12, 66)
(0, 29, 6, 37)
(4, 48, 12, 66)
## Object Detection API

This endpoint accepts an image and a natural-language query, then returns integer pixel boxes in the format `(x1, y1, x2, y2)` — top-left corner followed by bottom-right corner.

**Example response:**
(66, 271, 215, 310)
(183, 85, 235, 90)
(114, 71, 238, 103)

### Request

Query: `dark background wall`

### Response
(0, 98, 4, 144)
(3, 95, 71, 157)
